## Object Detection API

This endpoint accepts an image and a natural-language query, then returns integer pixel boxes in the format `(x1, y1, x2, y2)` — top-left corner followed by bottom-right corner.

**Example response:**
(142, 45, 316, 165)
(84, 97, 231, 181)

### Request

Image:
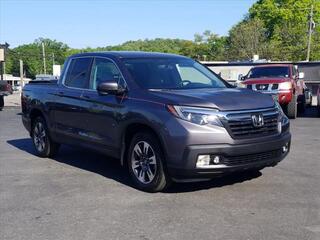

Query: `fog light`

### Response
(282, 143, 289, 153)
(212, 156, 220, 164)
(196, 155, 221, 168)
(196, 155, 211, 168)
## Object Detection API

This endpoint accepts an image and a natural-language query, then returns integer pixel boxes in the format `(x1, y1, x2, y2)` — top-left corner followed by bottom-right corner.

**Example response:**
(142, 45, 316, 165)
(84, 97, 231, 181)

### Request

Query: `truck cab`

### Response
(240, 64, 306, 119)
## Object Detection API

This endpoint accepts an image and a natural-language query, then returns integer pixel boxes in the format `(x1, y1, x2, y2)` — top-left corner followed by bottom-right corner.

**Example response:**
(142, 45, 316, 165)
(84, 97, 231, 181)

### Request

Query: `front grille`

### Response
(250, 83, 279, 91)
(223, 149, 283, 166)
(256, 84, 269, 91)
(222, 108, 279, 139)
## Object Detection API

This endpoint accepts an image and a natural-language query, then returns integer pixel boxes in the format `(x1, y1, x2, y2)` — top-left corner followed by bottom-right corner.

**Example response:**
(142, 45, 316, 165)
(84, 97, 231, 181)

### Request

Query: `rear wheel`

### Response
(286, 94, 297, 119)
(0, 96, 4, 111)
(31, 117, 60, 157)
(298, 95, 306, 113)
(127, 131, 169, 192)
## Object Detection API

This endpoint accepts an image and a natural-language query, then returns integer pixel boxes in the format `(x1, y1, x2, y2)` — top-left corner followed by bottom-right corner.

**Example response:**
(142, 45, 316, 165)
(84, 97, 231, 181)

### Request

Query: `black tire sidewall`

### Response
(287, 94, 297, 119)
(0, 96, 4, 109)
(127, 132, 167, 192)
(298, 95, 306, 113)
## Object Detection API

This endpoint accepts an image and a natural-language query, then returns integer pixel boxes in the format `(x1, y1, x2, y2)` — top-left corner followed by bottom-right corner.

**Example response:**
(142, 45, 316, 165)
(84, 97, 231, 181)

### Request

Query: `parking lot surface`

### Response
(1, 107, 319, 240)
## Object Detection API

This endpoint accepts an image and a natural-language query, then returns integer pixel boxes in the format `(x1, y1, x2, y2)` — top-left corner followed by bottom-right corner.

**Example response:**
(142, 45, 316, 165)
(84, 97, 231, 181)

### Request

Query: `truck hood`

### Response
(243, 77, 291, 85)
(148, 88, 275, 111)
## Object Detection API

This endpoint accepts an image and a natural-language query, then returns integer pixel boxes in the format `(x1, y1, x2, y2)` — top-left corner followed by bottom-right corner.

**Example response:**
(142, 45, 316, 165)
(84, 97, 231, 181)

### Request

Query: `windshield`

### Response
(122, 58, 226, 89)
(247, 66, 290, 79)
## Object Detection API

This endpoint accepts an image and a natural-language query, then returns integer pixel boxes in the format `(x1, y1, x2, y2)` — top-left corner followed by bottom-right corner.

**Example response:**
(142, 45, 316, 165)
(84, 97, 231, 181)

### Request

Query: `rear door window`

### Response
(64, 58, 92, 89)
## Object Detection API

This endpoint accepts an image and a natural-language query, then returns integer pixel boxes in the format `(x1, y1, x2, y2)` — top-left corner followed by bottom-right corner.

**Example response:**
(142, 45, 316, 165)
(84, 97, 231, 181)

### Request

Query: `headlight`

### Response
(275, 100, 284, 115)
(274, 101, 289, 131)
(279, 82, 292, 90)
(167, 105, 223, 126)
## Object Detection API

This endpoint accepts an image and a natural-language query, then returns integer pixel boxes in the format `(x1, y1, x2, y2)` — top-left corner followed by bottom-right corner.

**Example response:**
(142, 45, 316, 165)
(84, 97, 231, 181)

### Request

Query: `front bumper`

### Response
(168, 132, 291, 180)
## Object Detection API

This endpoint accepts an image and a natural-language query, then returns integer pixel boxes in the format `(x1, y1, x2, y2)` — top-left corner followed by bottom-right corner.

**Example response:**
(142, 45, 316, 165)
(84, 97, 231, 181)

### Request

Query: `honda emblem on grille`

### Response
(251, 113, 264, 128)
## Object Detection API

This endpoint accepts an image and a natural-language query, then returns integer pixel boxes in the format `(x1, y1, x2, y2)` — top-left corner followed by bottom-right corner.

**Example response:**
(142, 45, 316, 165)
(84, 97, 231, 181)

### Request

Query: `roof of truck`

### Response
(252, 64, 293, 68)
(70, 51, 187, 59)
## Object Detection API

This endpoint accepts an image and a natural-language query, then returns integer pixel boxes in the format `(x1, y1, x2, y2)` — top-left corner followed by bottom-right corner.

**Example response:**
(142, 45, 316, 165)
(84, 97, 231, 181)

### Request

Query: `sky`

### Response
(0, 0, 257, 49)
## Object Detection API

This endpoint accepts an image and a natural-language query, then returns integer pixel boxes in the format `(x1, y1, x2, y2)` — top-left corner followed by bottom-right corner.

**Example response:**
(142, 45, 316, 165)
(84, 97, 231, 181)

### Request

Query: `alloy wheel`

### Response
(131, 141, 157, 184)
(33, 122, 46, 152)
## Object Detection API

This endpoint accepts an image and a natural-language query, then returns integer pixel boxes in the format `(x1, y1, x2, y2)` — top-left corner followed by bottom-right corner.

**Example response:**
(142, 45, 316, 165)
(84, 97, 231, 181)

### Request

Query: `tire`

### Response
(31, 116, 60, 157)
(298, 95, 306, 113)
(0, 96, 4, 111)
(127, 131, 170, 192)
(286, 94, 297, 119)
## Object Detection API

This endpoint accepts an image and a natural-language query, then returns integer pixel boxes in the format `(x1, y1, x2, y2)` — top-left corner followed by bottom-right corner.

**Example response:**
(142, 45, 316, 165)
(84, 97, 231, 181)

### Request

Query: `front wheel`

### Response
(286, 94, 297, 119)
(31, 117, 60, 157)
(127, 132, 170, 192)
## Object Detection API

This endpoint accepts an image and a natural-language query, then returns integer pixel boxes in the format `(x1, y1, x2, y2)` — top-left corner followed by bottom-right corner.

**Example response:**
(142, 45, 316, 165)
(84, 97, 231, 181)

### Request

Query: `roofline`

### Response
(69, 51, 188, 59)
(202, 61, 320, 67)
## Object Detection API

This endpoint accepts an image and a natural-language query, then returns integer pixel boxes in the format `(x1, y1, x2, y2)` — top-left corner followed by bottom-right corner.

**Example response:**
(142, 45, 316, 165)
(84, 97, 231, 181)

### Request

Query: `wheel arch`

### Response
(29, 107, 53, 137)
(120, 122, 168, 167)
(30, 108, 45, 128)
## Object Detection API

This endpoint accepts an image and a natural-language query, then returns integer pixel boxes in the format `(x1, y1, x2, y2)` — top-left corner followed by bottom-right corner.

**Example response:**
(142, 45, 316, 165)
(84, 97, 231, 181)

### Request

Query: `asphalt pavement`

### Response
(0, 107, 319, 240)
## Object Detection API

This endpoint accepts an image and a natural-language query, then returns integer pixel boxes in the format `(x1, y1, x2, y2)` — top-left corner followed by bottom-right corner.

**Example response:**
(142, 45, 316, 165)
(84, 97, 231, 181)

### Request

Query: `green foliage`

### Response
(6, 38, 69, 79)
(5, 35, 227, 78)
(227, 18, 271, 60)
(247, 0, 320, 61)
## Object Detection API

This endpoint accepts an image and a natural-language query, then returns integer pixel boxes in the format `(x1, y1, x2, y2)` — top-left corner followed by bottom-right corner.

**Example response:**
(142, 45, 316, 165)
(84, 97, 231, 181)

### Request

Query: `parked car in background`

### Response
(21, 52, 291, 192)
(239, 64, 306, 119)
(12, 83, 22, 92)
(0, 81, 13, 110)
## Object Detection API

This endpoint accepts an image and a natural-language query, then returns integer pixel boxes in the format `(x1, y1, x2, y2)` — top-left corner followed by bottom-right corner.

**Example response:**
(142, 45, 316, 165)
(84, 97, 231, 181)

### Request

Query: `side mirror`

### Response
(298, 72, 305, 79)
(238, 74, 246, 81)
(97, 81, 126, 95)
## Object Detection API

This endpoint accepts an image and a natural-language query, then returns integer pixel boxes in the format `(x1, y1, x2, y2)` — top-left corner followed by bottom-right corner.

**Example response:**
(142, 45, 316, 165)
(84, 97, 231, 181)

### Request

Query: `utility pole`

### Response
(19, 60, 24, 89)
(52, 53, 55, 66)
(306, 4, 314, 62)
(42, 42, 46, 74)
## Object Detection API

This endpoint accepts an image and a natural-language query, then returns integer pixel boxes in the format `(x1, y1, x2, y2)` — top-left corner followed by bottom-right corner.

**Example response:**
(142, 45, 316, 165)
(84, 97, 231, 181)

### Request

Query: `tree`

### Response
(248, 0, 320, 61)
(192, 30, 227, 60)
(227, 18, 271, 60)
(6, 38, 69, 79)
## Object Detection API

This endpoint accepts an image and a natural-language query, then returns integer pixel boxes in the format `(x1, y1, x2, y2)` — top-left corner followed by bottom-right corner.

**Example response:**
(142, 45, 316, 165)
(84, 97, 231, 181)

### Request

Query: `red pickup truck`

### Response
(240, 64, 306, 119)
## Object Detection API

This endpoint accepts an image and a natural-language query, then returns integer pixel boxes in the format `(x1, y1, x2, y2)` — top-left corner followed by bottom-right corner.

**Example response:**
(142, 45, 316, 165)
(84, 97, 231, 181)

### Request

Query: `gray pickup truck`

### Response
(21, 52, 291, 192)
